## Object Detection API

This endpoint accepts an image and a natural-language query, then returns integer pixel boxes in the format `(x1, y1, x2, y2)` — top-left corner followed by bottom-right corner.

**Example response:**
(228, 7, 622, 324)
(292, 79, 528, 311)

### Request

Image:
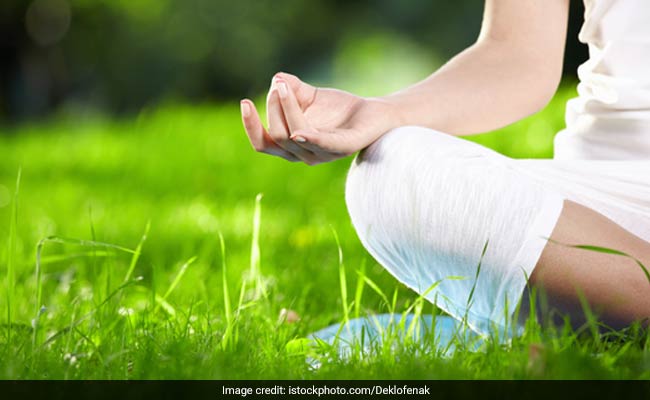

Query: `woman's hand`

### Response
(240, 72, 400, 165)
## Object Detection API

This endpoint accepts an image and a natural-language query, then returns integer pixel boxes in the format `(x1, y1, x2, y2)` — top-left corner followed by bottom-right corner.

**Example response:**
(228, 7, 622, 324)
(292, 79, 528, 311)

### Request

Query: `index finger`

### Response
(240, 99, 300, 161)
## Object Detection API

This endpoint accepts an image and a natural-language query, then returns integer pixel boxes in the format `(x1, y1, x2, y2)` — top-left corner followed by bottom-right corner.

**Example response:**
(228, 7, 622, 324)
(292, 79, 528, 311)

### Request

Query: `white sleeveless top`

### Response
(554, 0, 650, 159)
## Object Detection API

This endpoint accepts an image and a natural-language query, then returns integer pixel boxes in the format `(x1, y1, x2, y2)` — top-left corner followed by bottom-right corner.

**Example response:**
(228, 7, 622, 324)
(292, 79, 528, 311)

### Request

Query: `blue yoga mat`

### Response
(306, 313, 483, 363)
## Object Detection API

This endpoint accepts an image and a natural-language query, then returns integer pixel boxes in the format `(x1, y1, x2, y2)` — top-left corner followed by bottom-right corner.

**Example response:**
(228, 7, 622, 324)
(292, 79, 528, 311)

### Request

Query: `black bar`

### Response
(2, 380, 650, 400)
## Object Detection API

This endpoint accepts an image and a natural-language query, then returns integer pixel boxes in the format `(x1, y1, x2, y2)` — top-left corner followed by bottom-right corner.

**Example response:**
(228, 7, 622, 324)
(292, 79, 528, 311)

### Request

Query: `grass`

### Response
(1, 84, 650, 379)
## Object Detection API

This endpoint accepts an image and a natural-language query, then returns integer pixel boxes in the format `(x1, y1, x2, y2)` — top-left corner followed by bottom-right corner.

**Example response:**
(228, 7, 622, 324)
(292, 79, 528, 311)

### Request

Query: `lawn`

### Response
(1, 84, 649, 379)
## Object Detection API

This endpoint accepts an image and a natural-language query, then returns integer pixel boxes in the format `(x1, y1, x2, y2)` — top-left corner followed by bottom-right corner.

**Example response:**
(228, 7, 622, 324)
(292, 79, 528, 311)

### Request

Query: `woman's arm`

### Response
(240, 0, 570, 164)
(383, 0, 570, 135)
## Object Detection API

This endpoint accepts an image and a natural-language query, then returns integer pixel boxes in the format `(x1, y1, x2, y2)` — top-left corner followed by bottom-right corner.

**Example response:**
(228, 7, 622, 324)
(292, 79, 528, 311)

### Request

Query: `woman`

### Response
(240, 0, 650, 338)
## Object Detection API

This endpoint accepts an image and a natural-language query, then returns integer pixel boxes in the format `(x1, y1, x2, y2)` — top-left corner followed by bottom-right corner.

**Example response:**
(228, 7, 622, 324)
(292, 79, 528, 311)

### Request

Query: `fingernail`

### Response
(240, 101, 250, 117)
(277, 82, 288, 99)
(293, 136, 306, 143)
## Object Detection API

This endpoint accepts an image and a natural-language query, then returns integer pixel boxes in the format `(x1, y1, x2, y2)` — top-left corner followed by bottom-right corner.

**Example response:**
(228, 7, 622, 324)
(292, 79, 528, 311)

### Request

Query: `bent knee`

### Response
(354, 125, 464, 166)
(345, 126, 507, 229)
(343, 126, 563, 333)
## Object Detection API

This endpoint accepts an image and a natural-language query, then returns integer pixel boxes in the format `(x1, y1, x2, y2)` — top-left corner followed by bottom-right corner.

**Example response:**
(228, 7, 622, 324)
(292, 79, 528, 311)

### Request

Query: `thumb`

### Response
(274, 72, 317, 108)
(292, 128, 363, 156)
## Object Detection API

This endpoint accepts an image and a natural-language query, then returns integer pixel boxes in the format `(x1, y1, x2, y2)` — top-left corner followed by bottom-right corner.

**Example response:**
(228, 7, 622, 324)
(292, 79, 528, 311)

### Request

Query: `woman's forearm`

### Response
(377, 38, 562, 136)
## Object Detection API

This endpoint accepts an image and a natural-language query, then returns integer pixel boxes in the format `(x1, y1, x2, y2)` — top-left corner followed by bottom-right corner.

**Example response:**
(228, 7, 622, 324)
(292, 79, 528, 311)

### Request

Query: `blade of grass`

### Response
(5, 168, 21, 345)
(353, 259, 367, 319)
(545, 238, 650, 285)
(219, 232, 235, 350)
(359, 274, 390, 313)
(249, 193, 266, 300)
(124, 221, 150, 282)
(402, 280, 441, 316)
(37, 251, 113, 265)
(390, 287, 399, 315)
(466, 239, 489, 312)
(153, 294, 177, 316)
(157, 256, 196, 310)
(331, 227, 348, 322)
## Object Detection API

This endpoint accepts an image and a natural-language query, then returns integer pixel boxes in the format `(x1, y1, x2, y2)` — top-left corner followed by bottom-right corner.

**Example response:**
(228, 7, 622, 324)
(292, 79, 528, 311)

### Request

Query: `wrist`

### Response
(363, 95, 408, 134)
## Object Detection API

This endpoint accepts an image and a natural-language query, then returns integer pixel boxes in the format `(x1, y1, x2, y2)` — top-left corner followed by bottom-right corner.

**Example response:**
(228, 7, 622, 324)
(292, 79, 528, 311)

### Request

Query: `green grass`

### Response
(1, 84, 650, 379)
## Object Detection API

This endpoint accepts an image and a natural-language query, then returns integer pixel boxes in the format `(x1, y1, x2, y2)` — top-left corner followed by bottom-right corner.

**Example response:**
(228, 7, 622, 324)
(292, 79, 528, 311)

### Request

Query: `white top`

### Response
(554, 0, 650, 159)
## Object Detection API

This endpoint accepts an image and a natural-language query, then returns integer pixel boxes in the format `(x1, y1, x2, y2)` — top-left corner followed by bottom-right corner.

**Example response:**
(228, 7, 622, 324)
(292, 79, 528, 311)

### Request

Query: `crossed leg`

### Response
(521, 199, 650, 329)
(346, 126, 650, 333)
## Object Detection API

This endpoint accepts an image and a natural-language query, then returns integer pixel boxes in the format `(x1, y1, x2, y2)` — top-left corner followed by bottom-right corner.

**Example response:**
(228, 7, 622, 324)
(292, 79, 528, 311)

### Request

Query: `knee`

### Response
(346, 126, 440, 248)
(345, 125, 500, 245)
(343, 126, 557, 334)
(344, 125, 512, 295)
(350, 125, 468, 168)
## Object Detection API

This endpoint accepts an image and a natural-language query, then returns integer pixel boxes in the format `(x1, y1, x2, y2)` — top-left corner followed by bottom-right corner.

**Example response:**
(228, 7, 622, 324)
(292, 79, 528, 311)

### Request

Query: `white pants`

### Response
(345, 126, 650, 336)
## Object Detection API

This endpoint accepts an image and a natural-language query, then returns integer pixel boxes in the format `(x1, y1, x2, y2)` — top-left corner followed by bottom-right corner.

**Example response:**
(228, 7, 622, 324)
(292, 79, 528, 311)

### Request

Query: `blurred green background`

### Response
(1, 0, 587, 121)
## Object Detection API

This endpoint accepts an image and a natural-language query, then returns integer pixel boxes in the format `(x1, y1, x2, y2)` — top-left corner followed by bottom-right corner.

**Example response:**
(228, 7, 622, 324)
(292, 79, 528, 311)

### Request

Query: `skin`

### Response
(521, 200, 650, 329)
(240, 0, 650, 327)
